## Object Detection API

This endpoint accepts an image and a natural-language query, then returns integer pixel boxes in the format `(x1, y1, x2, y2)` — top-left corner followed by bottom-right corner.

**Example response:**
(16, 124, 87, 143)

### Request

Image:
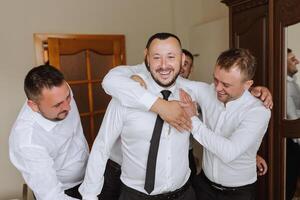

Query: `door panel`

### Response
(42, 34, 126, 148)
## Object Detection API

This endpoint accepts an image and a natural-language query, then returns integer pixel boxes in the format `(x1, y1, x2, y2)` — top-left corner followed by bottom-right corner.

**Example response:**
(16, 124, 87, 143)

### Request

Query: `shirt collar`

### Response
(145, 76, 177, 98)
(33, 110, 59, 132)
(217, 89, 250, 109)
(287, 75, 294, 82)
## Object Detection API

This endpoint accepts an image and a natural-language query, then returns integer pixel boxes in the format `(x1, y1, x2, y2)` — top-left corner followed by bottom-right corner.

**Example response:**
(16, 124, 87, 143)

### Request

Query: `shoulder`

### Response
(242, 92, 271, 119)
(177, 77, 212, 93)
(10, 117, 35, 150)
(10, 103, 42, 148)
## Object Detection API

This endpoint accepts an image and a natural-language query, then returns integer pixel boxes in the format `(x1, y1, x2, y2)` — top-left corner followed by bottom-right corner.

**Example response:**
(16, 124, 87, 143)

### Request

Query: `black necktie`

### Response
(144, 90, 171, 194)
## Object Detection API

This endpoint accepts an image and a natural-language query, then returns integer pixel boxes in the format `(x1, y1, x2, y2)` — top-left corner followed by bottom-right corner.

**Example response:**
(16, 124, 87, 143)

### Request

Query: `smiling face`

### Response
(28, 81, 71, 121)
(213, 65, 253, 104)
(180, 55, 193, 79)
(145, 37, 184, 88)
(287, 52, 299, 77)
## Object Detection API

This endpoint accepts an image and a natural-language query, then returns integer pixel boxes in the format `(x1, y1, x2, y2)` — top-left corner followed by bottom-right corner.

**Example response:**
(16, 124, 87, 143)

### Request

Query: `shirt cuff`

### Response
(82, 197, 98, 200)
(139, 92, 159, 111)
(191, 116, 203, 133)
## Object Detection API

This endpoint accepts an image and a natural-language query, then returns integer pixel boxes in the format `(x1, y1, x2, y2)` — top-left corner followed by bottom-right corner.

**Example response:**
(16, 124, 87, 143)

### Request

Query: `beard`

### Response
(150, 68, 180, 88)
(39, 110, 69, 122)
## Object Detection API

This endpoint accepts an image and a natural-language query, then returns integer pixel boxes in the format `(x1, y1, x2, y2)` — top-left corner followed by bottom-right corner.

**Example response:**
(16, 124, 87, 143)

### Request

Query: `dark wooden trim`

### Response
(267, 0, 274, 199)
(222, 0, 268, 13)
(279, 0, 300, 27)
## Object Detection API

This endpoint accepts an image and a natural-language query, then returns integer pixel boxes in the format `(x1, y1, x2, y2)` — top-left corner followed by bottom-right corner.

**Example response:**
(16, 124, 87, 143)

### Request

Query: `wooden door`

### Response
(35, 34, 126, 148)
(221, 1, 271, 199)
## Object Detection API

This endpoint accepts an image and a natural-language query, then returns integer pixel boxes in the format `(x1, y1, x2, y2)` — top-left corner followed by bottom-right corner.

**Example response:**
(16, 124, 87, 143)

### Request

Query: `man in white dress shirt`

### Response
(9, 65, 89, 200)
(286, 48, 300, 200)
(180, 48, 271, 199)
(79, 33, 197, 200)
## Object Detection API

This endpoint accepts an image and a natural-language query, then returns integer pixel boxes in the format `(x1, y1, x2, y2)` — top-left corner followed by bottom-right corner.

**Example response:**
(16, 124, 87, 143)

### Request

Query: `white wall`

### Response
(0, 1, 174, 198)
(190, 17, 229, 83)
(0, 0, 228, 198)
(287, 22, 300, 85)
(172, 0, 228, 81)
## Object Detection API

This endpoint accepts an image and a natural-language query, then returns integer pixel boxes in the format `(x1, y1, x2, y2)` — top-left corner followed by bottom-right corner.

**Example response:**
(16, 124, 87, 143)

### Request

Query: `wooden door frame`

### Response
(34, 33, 126, 65)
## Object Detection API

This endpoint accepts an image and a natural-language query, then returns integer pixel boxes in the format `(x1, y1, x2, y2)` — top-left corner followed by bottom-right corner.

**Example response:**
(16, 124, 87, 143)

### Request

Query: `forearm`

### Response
(80, 99, 123, 199)
(13, 148, 73, 200)
(102, 65, 157, 111)
(190, 115, 268, 163)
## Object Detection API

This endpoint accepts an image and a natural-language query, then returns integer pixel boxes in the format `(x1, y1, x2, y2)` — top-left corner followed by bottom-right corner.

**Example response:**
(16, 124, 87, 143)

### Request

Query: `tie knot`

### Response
(161, 90, 171, 100)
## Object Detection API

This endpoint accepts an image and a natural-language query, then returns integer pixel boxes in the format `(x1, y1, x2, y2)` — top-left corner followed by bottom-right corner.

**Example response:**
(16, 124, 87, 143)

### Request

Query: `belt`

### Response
(122, 181, 190, 200)
(200, 171, 256, 192)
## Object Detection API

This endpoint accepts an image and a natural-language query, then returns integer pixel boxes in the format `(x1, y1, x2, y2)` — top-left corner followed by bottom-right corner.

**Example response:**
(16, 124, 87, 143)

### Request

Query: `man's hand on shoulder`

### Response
(131, 75, 147, 89)
(250, 86, 273, 109)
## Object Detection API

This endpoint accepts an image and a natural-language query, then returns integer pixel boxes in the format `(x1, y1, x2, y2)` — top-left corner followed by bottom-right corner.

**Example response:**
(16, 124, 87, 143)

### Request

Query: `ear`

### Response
(244, 79, 254, 90)
(27, 99, 39, 112)
(181, 52, 186, 67)
(143, 49, 148, 58)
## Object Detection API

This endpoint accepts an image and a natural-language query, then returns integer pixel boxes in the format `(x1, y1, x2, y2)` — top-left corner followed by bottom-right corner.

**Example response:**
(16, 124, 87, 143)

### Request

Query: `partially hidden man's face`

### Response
(213, 65, 253, 104)
(28, 81, 71, 121)
(145, 37, 184, 87)
(287, 52, 299, 77)
(180, 55, 193, 79)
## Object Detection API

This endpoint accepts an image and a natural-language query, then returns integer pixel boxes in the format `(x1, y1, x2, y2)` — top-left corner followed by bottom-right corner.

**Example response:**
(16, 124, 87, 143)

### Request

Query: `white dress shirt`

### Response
(287, 75, 300, 145)
(9, 96, 89, 200)
(189, 84, 270, 187)
(79, 76, 191, 200)
(101, 63, 271, 187)
(287, 75, 300, 120)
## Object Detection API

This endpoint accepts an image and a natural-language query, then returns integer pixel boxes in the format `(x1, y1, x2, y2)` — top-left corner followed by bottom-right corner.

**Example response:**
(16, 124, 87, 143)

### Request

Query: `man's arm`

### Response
(190, 109, 270, 163)
(79, 99, 124, 200)
(250, 86, 273, 109)
(11, 146, 77, 200)
(256, 155, 268, 176)
(102, 64, 157, 111)
(102, 65, 192, 131)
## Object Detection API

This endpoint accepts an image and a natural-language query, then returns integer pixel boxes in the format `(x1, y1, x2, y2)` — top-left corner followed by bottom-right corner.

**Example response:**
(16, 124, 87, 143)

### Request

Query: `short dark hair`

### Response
(182, 49, 194, 63)
(288, 48, 292, 54)
(24, 64, 65, 100)
(216, 48, 256, 80)
(145, 32, 182, 49)
(144, 32, 182, 69)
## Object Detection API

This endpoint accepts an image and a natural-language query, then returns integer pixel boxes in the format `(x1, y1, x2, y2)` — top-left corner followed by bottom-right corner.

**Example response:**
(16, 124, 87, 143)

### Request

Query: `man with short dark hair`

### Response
(286, 48, 300, 200)
(9, 65, 89, 200)
(180, 49, 194, 79)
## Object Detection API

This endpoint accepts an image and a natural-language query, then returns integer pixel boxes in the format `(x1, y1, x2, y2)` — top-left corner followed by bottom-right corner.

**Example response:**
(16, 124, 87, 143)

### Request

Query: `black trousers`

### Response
(33, 159, 121, 200)
(286, 139, 300, 200)
(193, 171, 256, 200)
(98, 159, 122, 200)
(189, 149, 197, 181)
(65, 159, 122, 200)
(119, 182, 196, 200)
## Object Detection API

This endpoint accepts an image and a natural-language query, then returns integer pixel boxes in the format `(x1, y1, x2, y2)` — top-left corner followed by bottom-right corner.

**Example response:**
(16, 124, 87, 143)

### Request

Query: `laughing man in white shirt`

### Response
(179, 48, 271, 199)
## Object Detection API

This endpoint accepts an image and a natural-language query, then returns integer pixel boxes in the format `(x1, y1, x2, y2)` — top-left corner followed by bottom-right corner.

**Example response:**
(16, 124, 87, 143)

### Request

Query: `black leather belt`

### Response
(122, 181, 190, 200)
(200, 171, 256, 192)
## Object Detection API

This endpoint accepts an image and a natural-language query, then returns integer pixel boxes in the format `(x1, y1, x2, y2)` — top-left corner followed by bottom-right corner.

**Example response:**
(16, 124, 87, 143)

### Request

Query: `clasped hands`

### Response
(131, 75, 197, 132)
